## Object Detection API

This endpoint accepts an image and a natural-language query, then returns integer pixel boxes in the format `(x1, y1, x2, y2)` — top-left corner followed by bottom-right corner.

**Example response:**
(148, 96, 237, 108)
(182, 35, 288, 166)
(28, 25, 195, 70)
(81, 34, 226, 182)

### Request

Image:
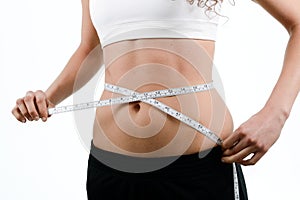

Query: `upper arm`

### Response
(254, 0, 300, 33)
(80, 0, 100, 50)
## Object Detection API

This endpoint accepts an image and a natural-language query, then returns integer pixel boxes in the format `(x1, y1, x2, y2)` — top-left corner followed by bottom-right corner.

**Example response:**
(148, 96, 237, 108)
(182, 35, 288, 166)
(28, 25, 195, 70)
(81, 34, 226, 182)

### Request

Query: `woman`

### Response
(11, 0, 300, 199)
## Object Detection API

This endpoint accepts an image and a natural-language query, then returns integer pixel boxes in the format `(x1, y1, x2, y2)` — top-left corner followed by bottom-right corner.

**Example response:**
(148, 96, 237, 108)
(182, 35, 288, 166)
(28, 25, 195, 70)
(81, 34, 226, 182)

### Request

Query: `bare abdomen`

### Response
(92, 38, 234, 157)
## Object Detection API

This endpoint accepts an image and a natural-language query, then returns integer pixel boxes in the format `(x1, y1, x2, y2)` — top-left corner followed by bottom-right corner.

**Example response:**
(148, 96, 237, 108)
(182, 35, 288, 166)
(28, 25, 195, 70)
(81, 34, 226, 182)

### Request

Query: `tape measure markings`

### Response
(47, 81, 239, 200)
(105, 83, 221, 145)
(48, 82, 213, 115)
(105, 82, 239, 200)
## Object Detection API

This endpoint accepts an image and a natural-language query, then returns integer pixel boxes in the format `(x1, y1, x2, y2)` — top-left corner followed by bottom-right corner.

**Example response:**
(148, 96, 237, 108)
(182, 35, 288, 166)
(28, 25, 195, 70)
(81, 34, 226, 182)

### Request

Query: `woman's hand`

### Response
(221, 106, 287, 166)
(11, 90, 55, 123)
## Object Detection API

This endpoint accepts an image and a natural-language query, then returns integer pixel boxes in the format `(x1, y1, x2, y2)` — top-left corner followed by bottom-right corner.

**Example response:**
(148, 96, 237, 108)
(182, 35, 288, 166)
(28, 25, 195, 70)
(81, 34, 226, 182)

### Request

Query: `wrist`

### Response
(45, 88, 59, 106)
(261, 104, 290, 125)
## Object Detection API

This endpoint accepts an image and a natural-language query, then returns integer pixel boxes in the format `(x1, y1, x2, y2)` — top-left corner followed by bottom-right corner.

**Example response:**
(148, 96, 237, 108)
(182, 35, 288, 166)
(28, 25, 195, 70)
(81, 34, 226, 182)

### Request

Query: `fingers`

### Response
(223, 137, 245, 157)
(12, 90, 52, 123)
(35, 90, 49, 121)
(221, 128, 241, 150)
(222, 146, 257, 164)
(11, 105, 26, 123)
(221, 124, 269, 166)
(15, 98, 31, 121)
(24, 91, 39, 121)
(239, 152, 264, 166)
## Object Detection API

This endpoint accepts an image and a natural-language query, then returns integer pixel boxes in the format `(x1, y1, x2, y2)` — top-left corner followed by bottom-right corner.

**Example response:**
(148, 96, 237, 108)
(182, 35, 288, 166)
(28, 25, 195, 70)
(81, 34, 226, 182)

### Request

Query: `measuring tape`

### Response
(48, 82, 213, 114)
(48, 82, 239, 200)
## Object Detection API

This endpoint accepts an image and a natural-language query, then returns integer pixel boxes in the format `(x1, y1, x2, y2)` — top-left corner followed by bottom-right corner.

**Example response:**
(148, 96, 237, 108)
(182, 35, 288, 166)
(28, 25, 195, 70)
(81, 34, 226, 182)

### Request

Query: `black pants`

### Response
(86, 141, 248, 200)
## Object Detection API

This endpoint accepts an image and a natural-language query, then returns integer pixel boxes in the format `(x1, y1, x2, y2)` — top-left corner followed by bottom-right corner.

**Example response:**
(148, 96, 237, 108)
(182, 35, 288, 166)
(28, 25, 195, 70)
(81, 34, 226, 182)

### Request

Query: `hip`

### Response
(86, 141, 235, 200)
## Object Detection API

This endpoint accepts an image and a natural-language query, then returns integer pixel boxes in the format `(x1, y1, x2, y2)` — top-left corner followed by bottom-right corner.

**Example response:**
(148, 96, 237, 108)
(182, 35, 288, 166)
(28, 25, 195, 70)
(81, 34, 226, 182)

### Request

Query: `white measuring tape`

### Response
(48, 82, 239, 200)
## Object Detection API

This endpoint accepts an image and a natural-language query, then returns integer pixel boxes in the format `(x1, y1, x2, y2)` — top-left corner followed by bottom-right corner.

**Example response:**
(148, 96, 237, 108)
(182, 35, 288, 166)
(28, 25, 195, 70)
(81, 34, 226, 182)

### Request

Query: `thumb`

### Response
(46, 99, 56, 117)
(222, 127, 241, 149)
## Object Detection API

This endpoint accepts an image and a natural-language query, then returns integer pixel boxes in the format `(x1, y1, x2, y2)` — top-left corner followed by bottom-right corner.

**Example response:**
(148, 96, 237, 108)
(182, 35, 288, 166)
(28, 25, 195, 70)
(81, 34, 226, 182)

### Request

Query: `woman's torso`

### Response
(90, 0, 233, 157)
(92, 38, 234, 157)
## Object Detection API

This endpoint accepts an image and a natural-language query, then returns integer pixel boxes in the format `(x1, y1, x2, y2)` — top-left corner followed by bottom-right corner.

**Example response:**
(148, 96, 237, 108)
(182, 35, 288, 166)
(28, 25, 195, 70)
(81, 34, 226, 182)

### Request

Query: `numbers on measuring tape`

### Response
(48, 82, 214, 115)
(48, 81, 239, 200)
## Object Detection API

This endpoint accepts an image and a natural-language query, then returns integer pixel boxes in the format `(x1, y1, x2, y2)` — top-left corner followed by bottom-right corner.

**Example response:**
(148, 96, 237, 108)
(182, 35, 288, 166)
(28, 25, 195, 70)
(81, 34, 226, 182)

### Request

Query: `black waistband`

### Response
(89, 140, 231, 179)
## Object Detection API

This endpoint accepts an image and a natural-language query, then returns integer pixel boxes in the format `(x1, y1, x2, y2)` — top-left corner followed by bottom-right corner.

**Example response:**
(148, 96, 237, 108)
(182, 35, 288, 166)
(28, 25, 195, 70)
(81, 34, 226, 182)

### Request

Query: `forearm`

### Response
(263, 25, 300, 121)
(45, 43, 103, 105)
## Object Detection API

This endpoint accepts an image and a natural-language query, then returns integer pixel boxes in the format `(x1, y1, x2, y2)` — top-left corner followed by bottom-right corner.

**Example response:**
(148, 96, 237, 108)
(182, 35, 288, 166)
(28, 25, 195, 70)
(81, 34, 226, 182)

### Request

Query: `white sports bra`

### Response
(89, 0, 221, 48)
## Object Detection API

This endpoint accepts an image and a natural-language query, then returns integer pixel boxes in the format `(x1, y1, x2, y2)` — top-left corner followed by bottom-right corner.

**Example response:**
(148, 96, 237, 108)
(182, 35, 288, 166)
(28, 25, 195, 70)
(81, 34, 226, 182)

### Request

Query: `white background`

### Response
(1, 0, 299, 199)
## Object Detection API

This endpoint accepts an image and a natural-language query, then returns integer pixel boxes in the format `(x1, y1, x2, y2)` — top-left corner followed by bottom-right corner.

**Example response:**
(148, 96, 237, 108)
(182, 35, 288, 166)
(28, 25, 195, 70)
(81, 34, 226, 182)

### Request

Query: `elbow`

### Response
(79, 41, 101, 53)
(78, 41, 102, 58)
(287, 21, 300, 36)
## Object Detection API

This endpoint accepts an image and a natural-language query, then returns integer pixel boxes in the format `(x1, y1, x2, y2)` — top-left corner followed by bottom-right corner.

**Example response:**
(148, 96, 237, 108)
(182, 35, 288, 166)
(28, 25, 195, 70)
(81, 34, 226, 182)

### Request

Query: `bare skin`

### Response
(12, 0, 300, 165)
(91, 38, 234, 157)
